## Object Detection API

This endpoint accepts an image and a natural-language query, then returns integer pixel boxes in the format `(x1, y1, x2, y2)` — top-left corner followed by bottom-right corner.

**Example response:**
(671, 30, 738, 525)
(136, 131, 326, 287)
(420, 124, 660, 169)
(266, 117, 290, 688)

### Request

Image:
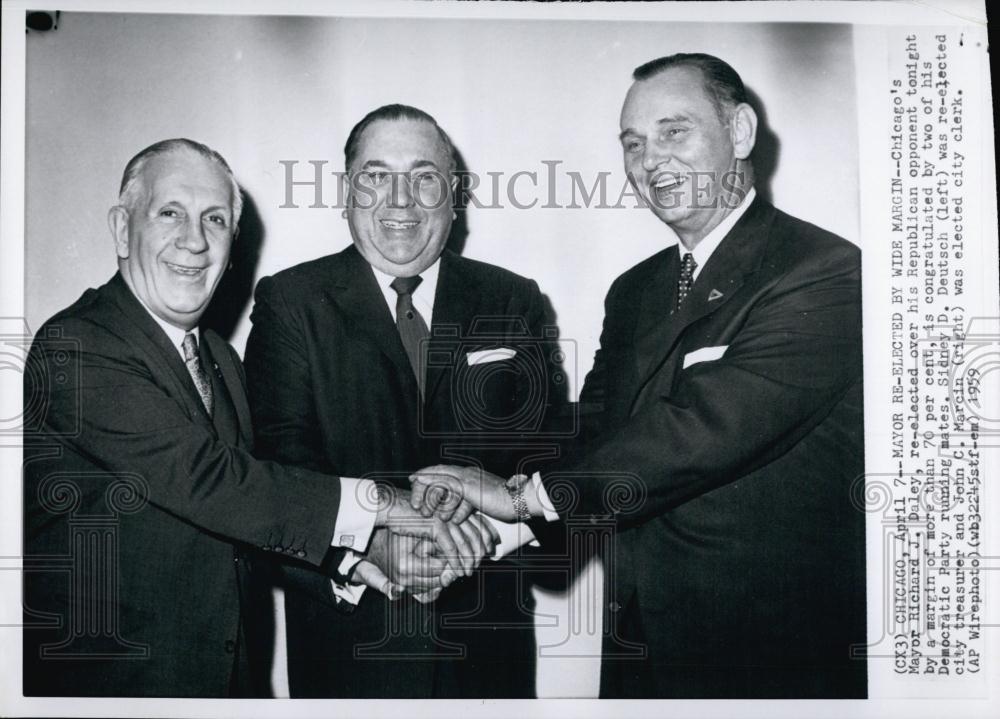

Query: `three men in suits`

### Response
(413, 53, 867, 698)
(244, 104, 560, 697)
(22, 138, 465, 697)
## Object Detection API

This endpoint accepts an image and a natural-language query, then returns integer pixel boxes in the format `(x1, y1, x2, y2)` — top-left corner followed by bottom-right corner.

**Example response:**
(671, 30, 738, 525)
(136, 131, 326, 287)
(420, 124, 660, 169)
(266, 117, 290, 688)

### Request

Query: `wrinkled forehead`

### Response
(620, 66, 717, 130)
(140, 149, 234, 207)
(352, 118, 452, 171)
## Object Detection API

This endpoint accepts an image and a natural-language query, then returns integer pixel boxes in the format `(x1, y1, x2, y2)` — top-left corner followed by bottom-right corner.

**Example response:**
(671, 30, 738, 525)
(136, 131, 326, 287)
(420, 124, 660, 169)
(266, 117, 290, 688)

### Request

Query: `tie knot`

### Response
(680, 252, 697, 277)
(390, 275, 423, 296)
(182, 333, 199, 362)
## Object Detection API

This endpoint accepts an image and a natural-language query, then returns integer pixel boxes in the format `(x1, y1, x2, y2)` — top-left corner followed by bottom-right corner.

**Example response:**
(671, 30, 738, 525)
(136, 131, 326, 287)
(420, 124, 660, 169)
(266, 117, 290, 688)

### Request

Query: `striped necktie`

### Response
(182, 333, 214, 417)
(390, 275, 430, 396)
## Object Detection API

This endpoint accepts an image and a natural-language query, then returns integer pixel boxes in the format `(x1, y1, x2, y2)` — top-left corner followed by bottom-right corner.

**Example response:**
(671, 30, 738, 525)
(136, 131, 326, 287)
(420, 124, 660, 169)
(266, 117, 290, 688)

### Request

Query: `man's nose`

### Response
(387, 173, 415, 208)
(642, 142, 669, 173)
(176, 217, 209, 253)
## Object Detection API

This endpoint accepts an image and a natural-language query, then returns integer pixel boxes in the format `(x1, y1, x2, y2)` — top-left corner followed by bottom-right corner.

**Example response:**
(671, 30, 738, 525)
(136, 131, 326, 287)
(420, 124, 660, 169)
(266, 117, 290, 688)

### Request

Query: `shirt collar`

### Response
(684, 187, 756, 280)
(370, 256, 442, 325)
(128, 285, 200, 359)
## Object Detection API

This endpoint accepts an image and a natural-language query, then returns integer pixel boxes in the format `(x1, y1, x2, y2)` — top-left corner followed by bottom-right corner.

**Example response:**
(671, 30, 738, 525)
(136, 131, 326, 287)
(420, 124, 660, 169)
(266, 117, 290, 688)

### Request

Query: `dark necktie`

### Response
(182, 332, 214, 417)
(677, 252, 698, 310)
(390, 275, 430, 396)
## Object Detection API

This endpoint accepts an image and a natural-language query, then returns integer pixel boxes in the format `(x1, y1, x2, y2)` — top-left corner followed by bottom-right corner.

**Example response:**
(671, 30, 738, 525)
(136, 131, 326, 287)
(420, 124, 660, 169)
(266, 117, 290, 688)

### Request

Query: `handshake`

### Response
(353, 465, 542, 602)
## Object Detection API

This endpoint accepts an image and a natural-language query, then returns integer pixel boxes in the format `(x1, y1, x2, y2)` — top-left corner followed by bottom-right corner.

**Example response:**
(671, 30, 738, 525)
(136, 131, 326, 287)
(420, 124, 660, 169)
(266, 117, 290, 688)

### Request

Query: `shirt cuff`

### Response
(331, 477, 377, 551)
(330, 551, 367, 605)
(532, 471, 560, 522)
(412, 588, 442, 604)
(487, 514, 539, 559)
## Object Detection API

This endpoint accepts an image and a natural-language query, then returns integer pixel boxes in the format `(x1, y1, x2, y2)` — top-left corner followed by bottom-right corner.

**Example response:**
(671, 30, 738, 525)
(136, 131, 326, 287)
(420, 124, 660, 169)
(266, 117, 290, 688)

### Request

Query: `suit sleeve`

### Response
(513, 278, 568, 447)
(244, 275, 327, 472)
(546, 242, 862, 526)
(243, 275, 364, 604)
(29, 316, 342, 568)
(507, 278, 574, 554)
(572, 275, 622, 442)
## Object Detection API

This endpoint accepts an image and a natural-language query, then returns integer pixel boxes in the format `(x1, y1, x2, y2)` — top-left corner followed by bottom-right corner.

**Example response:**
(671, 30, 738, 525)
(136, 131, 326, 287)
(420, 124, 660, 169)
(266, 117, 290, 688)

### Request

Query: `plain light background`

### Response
(24, 13, 859, 697)
(25, 14, 859, 364)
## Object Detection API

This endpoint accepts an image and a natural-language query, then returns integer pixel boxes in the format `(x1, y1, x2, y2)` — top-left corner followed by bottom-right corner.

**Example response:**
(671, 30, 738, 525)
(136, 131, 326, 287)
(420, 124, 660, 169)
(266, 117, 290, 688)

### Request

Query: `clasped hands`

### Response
(350, 483, 501, 601)
(409, 464, 528, 523)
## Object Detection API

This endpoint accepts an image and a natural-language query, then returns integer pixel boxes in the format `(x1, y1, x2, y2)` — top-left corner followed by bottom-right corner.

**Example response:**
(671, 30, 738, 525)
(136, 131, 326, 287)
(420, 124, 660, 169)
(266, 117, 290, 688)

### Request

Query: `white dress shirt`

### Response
(370, 257, 441, 324)
(330, 261, 444, 602)
(338, 259, 537, 597)
(510, 188, 760, 550)
(684, 187, 756, 281)
(142, 306, 199, 362)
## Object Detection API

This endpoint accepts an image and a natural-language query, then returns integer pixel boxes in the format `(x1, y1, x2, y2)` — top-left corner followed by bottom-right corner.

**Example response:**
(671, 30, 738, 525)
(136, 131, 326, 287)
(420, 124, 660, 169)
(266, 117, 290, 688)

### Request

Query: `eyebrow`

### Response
(656, 114, 692, 125)
(360, 159, 442, 171)
(619, 115, 694, 141)
(157, 200, 230, 214)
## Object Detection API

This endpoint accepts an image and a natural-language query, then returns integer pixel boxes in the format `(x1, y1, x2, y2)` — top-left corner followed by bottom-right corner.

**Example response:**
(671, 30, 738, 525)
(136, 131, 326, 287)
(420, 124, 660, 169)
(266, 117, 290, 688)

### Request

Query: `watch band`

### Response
(506, 473, 531, 521)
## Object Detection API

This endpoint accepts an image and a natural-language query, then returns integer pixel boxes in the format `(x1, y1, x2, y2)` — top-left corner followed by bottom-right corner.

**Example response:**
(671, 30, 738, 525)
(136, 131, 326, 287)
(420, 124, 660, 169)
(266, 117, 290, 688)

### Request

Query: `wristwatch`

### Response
(505, 473, 531, 521)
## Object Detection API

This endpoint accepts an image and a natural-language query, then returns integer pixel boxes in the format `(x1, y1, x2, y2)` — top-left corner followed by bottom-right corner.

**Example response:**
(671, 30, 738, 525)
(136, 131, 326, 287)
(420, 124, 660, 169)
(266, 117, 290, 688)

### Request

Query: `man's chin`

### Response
(163, 299, 210, 326)
(650, 206, 691, 226)
(376, 253, 436, 277)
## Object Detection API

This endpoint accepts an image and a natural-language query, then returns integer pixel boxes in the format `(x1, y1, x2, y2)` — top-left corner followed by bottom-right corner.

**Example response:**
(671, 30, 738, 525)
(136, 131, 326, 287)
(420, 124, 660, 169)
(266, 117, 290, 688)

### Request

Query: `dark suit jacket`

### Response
(22, 273, 343, 697)
(542, 197, 867, 698)
(244, 246, 562, 697)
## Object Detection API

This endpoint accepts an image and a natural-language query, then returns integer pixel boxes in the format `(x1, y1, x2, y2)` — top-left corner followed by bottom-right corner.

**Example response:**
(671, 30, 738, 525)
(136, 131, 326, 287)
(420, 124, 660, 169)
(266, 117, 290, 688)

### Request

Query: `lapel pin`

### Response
(708, 289, 724, 302)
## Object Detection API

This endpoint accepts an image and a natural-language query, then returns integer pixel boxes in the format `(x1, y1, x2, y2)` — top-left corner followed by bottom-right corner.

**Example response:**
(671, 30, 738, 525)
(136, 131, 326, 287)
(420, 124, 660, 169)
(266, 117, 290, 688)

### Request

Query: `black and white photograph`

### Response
(0, 1, 996, 716)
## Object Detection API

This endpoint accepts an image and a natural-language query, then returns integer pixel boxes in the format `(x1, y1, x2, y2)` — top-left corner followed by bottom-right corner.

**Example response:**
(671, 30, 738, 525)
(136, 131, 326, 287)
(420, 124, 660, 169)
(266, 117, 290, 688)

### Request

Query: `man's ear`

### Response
(448, 173, 460, 221)
(108, 205, 130, 259)
(730, 102, 758, 160)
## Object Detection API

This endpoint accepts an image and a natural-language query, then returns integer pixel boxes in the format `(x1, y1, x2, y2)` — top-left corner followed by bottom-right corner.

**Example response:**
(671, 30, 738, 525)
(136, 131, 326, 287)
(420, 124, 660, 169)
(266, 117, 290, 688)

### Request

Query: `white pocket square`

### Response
(466, 347, 517, 366)
(683, 345, 728, 369)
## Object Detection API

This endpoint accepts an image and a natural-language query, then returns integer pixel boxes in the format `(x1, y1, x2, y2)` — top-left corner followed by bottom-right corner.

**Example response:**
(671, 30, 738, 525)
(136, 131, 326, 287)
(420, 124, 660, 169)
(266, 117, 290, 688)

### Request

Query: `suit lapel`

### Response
(632, 249, 678, 384)
(326, 246, 419, 394)
(632, 196, 774, 397)
(203, 330, 252, 445)
(424, 251, 476, 406)
(105, 273, 214, 426)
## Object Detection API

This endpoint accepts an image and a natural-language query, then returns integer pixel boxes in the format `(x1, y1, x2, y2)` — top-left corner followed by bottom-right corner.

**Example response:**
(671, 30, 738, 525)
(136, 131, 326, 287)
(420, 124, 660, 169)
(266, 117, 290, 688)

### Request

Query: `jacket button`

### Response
(296, 550, 306, 558)
(273, 546, 283, 553)
(608, 601, 622, 613)
(262, 545, 271, 551)
(224, 639, 235, 654)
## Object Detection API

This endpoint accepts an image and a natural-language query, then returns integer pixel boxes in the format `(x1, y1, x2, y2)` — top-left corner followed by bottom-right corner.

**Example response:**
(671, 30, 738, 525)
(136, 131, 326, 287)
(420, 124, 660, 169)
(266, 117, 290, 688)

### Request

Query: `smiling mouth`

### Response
(165, 261, 206, 277)
(379, 219, 420, 231)
(652, 173, 686, 192)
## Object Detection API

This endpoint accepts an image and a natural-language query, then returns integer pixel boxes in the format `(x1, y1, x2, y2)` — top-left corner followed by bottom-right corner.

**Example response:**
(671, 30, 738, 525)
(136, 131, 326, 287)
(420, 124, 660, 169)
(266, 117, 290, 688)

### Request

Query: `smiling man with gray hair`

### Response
(22, 137, 465, 697)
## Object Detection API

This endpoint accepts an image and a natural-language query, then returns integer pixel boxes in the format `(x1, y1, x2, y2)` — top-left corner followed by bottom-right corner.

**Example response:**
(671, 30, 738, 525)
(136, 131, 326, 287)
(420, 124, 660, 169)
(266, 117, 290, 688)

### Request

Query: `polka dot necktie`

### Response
(677, 252, 698, 310)
(390, 275, 430, 396)
(182, 333, 214, 417)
